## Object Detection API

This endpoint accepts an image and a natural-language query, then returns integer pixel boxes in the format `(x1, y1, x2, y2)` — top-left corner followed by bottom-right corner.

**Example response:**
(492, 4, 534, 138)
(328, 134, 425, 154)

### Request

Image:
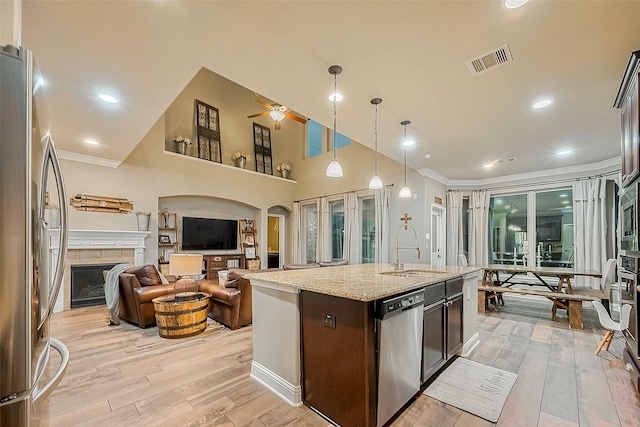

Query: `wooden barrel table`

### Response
(152, 292, 211, 338)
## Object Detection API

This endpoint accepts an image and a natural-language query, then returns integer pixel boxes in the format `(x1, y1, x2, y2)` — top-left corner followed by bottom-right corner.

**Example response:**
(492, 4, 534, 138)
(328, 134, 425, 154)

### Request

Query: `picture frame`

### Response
(244, 246, 257, 259)
(244, 235, 255, 246)
(159, 235, 171, 244)
(195, 99, 222, 163)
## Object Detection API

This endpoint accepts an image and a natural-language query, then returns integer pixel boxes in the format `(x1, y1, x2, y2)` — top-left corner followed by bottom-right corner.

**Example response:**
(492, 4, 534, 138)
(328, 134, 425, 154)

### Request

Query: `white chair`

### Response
(581, 258, 617, 312)
(593, 300, 632, 355)
(458, 254, 468, 266)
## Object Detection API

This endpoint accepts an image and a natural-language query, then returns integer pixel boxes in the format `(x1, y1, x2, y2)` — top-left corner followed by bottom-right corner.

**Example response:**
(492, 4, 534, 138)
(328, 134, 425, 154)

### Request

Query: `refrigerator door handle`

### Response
(31, 338, 69, 406)
(37, 137, 68, 329)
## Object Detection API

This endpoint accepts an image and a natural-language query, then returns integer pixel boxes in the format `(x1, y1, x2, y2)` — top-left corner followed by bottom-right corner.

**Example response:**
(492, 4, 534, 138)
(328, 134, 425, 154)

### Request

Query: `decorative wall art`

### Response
(253, 123, 273, 175)
(195, 99, 222, 163)
(70, 194, 133, 213)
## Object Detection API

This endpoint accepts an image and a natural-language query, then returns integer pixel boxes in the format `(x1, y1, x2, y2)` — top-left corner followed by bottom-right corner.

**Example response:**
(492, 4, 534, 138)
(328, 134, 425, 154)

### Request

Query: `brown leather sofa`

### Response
(198, 268, 279, 330)
(115, 264, 180, 328)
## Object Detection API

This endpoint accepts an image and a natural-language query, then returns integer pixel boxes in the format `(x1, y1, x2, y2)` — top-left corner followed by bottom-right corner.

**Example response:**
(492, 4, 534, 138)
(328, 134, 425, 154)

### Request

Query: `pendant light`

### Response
(368, 98, 384, 189)
(326, 65, 343, 178)
(398, 120, 412, 198)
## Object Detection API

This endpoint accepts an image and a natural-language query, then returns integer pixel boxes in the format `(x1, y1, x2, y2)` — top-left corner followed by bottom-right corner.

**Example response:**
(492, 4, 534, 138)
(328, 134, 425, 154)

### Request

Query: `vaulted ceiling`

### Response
(21, 1, 640, 180)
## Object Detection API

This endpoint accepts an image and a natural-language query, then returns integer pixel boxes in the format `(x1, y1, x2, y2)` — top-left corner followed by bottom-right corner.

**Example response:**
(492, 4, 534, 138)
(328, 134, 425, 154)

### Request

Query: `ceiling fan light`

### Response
(326, 160, 343, 177)
(399, 186, 412, 198)
(269, 110, 286, 121)
(368, 174, 383, 189)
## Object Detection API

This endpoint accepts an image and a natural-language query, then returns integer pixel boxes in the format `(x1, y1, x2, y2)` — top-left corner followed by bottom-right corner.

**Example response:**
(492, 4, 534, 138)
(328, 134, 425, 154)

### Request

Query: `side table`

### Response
(152, 292, 211, 338)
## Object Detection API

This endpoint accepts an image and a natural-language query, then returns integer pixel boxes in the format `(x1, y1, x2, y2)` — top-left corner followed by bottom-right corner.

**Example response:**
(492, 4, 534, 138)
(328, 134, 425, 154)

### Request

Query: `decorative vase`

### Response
(234, 157, 246, 169)
(136, 213, 151, 231)
(175, 141, 188, 155)
(49, 208, 61, 229)
(280, 169, 290, 179)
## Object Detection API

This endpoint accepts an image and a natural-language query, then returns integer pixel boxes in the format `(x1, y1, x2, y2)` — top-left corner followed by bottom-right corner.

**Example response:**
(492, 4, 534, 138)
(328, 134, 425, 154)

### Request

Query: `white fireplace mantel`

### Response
(50, 229, 151, 312)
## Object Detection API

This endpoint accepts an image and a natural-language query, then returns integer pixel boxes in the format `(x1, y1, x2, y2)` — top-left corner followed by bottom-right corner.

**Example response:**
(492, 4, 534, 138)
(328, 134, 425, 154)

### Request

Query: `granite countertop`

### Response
(244, 263, 481, 302)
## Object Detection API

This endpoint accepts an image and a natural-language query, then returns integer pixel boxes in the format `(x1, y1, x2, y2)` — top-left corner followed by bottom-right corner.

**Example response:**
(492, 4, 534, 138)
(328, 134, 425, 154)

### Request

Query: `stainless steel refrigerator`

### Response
(0, 44, 69, 426)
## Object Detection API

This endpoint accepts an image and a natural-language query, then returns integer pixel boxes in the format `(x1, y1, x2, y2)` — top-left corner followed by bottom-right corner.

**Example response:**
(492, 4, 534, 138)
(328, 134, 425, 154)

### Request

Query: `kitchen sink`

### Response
(380, 269, 448, 277)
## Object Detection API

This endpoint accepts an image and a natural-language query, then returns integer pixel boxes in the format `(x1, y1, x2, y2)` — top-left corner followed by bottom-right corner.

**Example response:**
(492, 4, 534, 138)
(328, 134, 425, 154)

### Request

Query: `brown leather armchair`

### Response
(198, 268, 279, 330)
(116, 265, 180, 328)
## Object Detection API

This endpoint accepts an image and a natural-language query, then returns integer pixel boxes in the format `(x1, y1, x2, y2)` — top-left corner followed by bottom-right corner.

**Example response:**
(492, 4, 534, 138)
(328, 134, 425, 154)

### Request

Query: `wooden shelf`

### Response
(158, 211, 179, 264)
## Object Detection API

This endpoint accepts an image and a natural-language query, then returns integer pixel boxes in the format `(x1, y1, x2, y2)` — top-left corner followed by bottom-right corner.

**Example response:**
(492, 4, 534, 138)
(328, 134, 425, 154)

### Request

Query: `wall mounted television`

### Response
(182, 217, 238, 250)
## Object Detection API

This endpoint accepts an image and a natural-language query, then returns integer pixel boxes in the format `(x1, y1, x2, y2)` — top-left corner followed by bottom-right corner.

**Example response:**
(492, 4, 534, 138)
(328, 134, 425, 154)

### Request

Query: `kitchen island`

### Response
(244, 263, 481, 426)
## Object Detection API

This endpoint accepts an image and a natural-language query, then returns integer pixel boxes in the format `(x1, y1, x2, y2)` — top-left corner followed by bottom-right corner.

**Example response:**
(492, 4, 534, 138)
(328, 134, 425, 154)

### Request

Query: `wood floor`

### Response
(42, 295, 640, 427)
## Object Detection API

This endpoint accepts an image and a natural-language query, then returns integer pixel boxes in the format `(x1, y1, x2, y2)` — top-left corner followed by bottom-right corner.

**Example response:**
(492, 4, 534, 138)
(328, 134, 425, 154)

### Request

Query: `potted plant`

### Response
(173, 135, 191, 155)
(276, 162, 291, 179)
(231, 151, 250, 169)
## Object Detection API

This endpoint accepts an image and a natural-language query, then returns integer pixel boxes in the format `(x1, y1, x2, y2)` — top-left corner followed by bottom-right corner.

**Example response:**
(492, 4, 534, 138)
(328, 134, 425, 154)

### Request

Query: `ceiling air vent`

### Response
(466, 44, 513, 76)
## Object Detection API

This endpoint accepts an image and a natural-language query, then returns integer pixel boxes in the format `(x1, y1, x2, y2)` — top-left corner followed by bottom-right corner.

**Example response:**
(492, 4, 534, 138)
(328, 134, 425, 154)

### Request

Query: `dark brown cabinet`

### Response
(615, 51, 640, 187)
(301, 291, 377, 427)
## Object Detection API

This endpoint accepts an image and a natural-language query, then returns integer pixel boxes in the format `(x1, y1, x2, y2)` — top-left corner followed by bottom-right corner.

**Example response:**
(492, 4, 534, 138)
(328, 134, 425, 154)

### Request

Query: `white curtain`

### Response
(343, 193, 360, 264)
(317, 197, 331, 262)
(573, 177, 607, 289)
(292, 202, 302, 264)
(446, 191, 464, 265)
(375, 187, 390, 263)
(469, 190, 490, 265)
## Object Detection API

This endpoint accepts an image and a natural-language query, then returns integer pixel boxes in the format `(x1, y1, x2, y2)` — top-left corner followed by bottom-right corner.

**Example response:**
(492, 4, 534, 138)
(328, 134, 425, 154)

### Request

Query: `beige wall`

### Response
(59, 66, 447, 267)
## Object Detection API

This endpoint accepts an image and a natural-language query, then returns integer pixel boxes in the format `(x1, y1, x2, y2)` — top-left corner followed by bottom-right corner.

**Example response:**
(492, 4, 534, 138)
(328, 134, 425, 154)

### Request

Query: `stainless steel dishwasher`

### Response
(376, 288, 425, 426)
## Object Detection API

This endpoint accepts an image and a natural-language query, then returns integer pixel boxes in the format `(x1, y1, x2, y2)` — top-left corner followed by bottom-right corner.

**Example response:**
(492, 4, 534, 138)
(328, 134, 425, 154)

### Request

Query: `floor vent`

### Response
(466, 44, 513, 76)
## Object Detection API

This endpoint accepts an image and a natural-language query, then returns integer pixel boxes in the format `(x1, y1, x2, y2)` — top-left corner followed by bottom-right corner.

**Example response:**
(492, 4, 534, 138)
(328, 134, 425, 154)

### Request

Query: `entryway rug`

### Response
(424, 357, 517, 423)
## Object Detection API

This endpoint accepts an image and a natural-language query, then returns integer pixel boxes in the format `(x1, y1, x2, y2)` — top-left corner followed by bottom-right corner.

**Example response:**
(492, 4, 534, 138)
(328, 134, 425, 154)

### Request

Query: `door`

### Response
(431, 205, 445, 267)
(267, 214, 285, 268)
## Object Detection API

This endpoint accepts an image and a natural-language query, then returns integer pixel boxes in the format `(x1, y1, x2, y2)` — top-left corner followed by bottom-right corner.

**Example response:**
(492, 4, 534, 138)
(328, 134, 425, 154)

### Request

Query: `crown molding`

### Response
(57, 150, 122, 168)
(419, 156, 621, 188)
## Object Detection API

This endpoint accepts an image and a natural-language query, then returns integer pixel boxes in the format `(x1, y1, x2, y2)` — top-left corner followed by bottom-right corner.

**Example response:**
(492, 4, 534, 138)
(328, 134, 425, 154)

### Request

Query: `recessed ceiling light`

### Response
(505, 0, 529, 9)
(98, 94, 118, 103)
(328, 93, 343, 102)
(559, 194, 568, 198)
(483, 163, 494, 168)
(562, 200, 570, 204)
(557, 149, 573, 156)
(424, 154, 431, 159)
(533, 99, 552, 109)
(83, 139, 99, 145)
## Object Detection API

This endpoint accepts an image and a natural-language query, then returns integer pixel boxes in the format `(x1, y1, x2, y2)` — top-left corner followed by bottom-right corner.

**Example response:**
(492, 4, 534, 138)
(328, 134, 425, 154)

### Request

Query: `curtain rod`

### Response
(294, 183, 394, 203)
(447, 171, 619, 193)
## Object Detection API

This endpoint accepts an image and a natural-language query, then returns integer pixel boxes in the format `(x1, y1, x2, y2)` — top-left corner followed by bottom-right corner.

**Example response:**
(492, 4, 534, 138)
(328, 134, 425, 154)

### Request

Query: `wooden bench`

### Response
(478, 285, 604, 329)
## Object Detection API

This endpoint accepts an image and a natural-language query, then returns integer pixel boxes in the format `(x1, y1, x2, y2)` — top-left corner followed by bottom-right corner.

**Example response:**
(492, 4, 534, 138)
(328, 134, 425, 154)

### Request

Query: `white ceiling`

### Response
(20, 1, 640, 180)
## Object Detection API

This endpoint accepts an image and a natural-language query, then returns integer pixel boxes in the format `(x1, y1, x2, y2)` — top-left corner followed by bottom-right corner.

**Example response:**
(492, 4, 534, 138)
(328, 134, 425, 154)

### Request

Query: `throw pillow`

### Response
(127, 264, 162, 287)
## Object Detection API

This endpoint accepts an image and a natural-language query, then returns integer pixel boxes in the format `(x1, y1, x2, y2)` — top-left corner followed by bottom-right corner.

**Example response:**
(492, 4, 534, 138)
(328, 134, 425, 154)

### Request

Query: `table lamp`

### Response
(169, 254, 203, 300)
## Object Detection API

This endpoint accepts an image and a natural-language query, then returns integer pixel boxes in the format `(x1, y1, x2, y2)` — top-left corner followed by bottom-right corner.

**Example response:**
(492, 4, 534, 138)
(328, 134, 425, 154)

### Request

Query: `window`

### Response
(535, 189, 573, 266)
(487, 189, 573, 266)
(489, 194, 528, 264)
(302, 204, 318, 263)
(307, 119, 323, 159)
(330, 200, 344, 261)
(361, 198, 375, 263)
(332, 131, 351, 149)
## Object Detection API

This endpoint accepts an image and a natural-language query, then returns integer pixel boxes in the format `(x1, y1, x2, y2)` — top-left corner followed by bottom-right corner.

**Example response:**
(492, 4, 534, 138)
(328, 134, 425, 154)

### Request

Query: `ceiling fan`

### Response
(247, 99, 307, 130)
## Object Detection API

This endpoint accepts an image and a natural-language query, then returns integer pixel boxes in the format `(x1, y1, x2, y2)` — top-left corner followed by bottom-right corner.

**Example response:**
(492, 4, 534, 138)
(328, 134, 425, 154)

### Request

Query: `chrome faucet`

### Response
(391, 223, 421, 270)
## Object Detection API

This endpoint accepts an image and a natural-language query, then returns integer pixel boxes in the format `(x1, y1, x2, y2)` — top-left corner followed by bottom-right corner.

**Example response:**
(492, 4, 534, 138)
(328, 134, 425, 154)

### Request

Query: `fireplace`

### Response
(70, 263, 117, 308)
(49, 229, 150, 312)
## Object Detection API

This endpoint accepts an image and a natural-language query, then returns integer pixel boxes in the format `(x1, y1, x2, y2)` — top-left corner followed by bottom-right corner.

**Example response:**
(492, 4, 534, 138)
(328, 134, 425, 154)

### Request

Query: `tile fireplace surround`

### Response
(49, 229, 150, 312)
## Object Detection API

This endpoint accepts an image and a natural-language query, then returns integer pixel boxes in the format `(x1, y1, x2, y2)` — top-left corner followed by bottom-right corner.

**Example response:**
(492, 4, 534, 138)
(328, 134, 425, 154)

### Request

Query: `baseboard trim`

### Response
(250, 360, 303, 407)
(462, 332, 480, 357)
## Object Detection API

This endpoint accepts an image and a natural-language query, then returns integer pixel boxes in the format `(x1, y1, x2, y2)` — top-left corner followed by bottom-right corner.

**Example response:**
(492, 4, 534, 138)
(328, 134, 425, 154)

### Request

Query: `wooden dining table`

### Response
(477, 264, 603, 329)
(479, 264, 602, 294)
